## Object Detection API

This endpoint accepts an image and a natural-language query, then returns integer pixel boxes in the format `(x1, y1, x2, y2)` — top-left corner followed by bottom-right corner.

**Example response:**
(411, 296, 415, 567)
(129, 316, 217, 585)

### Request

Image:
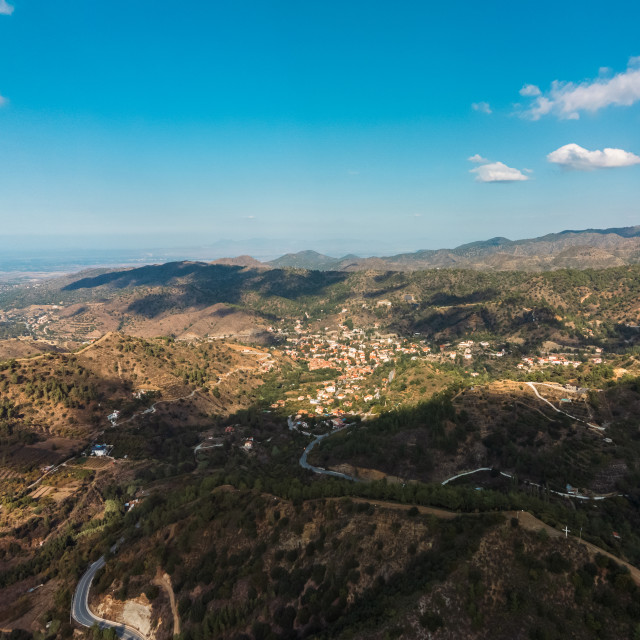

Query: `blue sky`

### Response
(0, 0, 639, 257)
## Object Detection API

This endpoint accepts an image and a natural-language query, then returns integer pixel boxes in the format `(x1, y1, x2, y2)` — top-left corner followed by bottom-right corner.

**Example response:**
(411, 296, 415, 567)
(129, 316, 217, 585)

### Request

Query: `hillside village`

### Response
(272, 325, 501, 418)
(270, 320, 614, 420)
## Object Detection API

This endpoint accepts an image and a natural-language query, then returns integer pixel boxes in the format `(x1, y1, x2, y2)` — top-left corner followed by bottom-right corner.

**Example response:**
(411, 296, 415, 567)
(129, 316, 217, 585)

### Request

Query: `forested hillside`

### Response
(3, 263, 640, 348)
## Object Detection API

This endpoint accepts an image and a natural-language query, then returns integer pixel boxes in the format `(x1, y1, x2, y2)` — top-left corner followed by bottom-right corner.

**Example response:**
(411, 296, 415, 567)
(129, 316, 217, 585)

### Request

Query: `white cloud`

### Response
(0, 0, 14, 15)
(470, 161, 529, 183)
(520, 84, 541, 97)
(471, 101, 492, 114)
(547, 143, 640, 170)
(0, 94, 6, 106)
(522, 57, 640, 120)
(468, 154, 488, 163)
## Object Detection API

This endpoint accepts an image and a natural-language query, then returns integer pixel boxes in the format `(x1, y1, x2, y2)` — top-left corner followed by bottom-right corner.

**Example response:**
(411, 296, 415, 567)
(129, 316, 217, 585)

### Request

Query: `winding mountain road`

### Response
(72, 555, 146, 640)
(115, 389, 198, 427)
(440, 466, 619, 500)
(526, 382, 604, 431)
(293, 417, 360, 482)
(300, 434, 360, 482)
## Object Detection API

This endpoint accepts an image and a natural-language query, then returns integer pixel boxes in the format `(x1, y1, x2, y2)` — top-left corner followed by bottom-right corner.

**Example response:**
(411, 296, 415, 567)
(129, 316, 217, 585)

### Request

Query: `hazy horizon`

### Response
(0, 1, 639, 254)
(1, 220, 640, 277)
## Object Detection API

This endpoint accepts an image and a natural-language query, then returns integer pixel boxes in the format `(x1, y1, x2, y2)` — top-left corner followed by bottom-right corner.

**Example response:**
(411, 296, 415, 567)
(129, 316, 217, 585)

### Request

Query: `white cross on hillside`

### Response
(563, 525, 570, 538)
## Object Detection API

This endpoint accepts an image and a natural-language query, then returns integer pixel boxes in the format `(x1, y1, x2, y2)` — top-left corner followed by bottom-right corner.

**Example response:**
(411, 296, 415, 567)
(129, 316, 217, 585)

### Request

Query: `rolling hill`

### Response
(266, 225, 640, 271)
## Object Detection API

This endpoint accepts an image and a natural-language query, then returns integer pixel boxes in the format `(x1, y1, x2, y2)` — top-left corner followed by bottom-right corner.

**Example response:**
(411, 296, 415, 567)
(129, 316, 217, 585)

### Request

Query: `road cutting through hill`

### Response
(71, 555, 147, 640)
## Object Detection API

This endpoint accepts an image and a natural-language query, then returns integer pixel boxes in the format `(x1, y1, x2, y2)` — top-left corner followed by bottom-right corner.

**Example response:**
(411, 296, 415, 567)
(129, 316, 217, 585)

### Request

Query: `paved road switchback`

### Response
(72, 555, 146, 640)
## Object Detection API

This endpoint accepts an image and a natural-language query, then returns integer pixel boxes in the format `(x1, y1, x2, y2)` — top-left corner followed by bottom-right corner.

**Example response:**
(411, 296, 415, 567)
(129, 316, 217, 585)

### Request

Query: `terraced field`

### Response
(0, 467, 20, 482)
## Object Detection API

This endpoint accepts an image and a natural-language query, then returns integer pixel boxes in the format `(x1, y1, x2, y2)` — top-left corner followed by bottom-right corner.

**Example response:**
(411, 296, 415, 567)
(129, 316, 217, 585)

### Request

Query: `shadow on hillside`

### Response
(63, 262, 350, 317)
(372, 271, 406, 284)
(424, 289, 499, 306)
(359, 273, 409, 299)
(363, 284, 408, 299)
(392, 306, 490, 337)
(63, 261, 208, 290)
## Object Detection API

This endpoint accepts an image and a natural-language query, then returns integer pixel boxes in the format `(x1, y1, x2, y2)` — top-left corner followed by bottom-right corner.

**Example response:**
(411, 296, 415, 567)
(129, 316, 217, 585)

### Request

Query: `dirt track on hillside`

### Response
(334, 497, 640, 584)
(153, 570, 180, 636)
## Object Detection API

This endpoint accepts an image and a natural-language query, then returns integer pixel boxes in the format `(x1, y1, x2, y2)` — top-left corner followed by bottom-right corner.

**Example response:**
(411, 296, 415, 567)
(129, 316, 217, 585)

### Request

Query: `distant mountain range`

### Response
(252, 225, 640, 271)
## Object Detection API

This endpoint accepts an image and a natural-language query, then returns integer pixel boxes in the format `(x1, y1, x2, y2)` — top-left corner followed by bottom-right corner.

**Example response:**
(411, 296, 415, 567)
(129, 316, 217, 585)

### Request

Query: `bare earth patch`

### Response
(153, 570, 180, 636)
(96, 594, 152, 637)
